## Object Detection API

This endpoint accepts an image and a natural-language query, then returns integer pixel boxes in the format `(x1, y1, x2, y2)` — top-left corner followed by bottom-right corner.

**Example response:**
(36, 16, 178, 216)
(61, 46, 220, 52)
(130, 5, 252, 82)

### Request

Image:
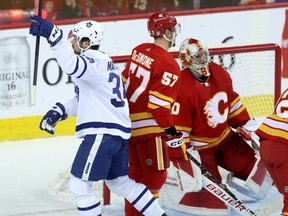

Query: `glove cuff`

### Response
(55, 102, 67, 120)
(164, 125, 177, 137)
(48, 26, 63, 46)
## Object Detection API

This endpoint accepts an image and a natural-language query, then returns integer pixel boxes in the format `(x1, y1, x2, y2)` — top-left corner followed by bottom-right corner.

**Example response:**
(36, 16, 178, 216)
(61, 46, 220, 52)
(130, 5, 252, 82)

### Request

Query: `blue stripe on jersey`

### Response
(140, 197, 156, 214)
(76, 121, 131, 133)
(131, 187, 148, 206)
(77, 201, 100, 211)
(76, 56, 88, 78)
(68, 56, 79, 76)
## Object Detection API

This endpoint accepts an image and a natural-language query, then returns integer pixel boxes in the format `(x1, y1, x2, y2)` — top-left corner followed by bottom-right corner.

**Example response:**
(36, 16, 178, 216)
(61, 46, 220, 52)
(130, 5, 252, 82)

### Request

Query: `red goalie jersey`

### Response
(122, 43, 180, 142)
(173, 61, 250, 150)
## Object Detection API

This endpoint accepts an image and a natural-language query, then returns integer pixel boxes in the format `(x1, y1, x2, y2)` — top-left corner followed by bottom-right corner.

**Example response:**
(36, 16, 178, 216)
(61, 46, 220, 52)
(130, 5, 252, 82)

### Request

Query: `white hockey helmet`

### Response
(179, 38, 210, 77)
(72, 20, 104, 50)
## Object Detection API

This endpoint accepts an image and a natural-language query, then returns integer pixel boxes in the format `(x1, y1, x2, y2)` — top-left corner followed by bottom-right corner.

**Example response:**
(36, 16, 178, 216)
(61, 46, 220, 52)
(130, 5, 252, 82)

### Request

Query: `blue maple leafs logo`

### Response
(75, 85, 80, 101)
(86, 22, 93, 28)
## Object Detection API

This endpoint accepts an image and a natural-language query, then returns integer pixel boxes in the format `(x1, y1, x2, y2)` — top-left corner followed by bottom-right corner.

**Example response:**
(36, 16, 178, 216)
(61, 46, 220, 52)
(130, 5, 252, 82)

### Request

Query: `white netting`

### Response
(113, 44, 279, 123)
(209, 50, 276, 123)
(47, 167, 106, 203)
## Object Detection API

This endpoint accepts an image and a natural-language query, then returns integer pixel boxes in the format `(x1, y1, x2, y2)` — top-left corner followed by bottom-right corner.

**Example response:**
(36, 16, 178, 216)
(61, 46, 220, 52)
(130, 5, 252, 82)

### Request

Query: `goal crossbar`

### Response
(112, 43, 281, 105)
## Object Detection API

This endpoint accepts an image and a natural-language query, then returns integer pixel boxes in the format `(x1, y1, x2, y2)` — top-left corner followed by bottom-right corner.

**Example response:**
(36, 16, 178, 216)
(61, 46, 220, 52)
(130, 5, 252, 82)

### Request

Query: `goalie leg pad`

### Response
(226, 155, 272, 200)
(68, 174, 101, 216)
(160, 181, 229, 215)
(159, 189, 229, 215)
(169, 148, 203, 193)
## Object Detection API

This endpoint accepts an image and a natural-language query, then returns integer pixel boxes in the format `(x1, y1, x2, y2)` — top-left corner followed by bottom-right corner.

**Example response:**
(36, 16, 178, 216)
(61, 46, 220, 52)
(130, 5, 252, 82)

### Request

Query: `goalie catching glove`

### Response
(40, 102, 67, 135)
(165, 126, 188, 161)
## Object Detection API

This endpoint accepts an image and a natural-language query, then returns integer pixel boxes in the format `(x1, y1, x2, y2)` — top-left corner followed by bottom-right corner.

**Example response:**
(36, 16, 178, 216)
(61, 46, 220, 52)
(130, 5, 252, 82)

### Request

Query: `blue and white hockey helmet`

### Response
(72, 20, 104, 48)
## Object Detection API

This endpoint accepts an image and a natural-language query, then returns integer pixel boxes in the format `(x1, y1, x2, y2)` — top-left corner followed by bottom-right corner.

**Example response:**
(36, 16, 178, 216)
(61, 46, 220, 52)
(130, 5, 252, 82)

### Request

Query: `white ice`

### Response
(0, 135, 283, 216)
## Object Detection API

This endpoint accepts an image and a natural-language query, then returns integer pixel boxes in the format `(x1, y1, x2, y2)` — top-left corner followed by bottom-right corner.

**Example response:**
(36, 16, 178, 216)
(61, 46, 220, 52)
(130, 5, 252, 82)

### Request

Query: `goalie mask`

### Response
(179, 38, 210, 77)
(71, 20, 104, 51)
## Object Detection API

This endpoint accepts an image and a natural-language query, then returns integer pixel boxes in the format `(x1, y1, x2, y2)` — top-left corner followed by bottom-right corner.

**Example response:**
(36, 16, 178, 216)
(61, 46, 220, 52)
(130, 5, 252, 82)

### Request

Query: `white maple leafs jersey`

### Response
(51, 39, 131, 139)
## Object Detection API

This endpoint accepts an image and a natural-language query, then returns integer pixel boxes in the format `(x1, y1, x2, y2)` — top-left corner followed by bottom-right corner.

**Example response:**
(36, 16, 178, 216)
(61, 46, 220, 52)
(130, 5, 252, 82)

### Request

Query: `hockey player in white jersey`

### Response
(29, 16, 168, 216)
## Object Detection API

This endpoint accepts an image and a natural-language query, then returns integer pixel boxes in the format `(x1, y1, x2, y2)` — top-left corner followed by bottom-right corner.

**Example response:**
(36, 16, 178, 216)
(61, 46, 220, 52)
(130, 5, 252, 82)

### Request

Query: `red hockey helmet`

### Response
(147, 12, 178, 37)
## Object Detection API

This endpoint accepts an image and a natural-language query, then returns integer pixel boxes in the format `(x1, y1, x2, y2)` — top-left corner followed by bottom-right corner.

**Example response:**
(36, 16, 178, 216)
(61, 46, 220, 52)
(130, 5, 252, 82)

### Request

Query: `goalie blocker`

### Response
(160, 148, 271, 215)
(160, 149, 229, 215)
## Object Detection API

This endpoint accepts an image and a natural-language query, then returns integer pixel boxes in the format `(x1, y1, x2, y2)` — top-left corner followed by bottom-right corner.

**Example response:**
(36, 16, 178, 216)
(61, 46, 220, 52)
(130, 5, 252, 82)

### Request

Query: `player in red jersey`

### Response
(175, 37, 255, 178)
(121, 12, 187, 216)
(162, 37, 271, 213)
(256, 88, 288, 216)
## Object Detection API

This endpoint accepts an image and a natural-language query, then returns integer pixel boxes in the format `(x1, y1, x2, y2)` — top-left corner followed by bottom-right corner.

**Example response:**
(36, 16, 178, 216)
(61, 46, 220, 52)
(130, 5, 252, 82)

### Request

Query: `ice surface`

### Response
(0, 136, 283, 216)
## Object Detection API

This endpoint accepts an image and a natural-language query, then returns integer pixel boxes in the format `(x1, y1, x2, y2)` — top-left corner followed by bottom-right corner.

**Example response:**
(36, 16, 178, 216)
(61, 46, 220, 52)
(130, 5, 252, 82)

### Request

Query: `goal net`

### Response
(113, 43, 282, 123)
(206, 43, 281, 122)
(46, 43, 281, 206)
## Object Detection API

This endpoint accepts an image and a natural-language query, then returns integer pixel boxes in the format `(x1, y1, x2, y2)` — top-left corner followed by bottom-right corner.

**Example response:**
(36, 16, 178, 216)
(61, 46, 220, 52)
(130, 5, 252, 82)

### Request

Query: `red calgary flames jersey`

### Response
(122, 43, 180, 141)
(173, 62, 250, 150)
(256, 88, 288, 144)
(256, 115, 288, 145)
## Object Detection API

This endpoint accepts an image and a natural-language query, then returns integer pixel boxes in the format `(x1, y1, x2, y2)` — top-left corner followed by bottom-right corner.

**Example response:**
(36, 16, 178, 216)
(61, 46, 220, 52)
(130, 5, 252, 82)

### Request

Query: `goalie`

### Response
(161, 38, 271, 215)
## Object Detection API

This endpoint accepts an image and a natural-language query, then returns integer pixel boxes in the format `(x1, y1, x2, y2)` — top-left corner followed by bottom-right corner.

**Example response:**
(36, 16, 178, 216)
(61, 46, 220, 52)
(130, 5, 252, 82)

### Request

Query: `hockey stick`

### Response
(31, 0, 43, 105)
(236, 127, 260, 152)
(236, 118, 261, 152)
(186, 149, 257, 216)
